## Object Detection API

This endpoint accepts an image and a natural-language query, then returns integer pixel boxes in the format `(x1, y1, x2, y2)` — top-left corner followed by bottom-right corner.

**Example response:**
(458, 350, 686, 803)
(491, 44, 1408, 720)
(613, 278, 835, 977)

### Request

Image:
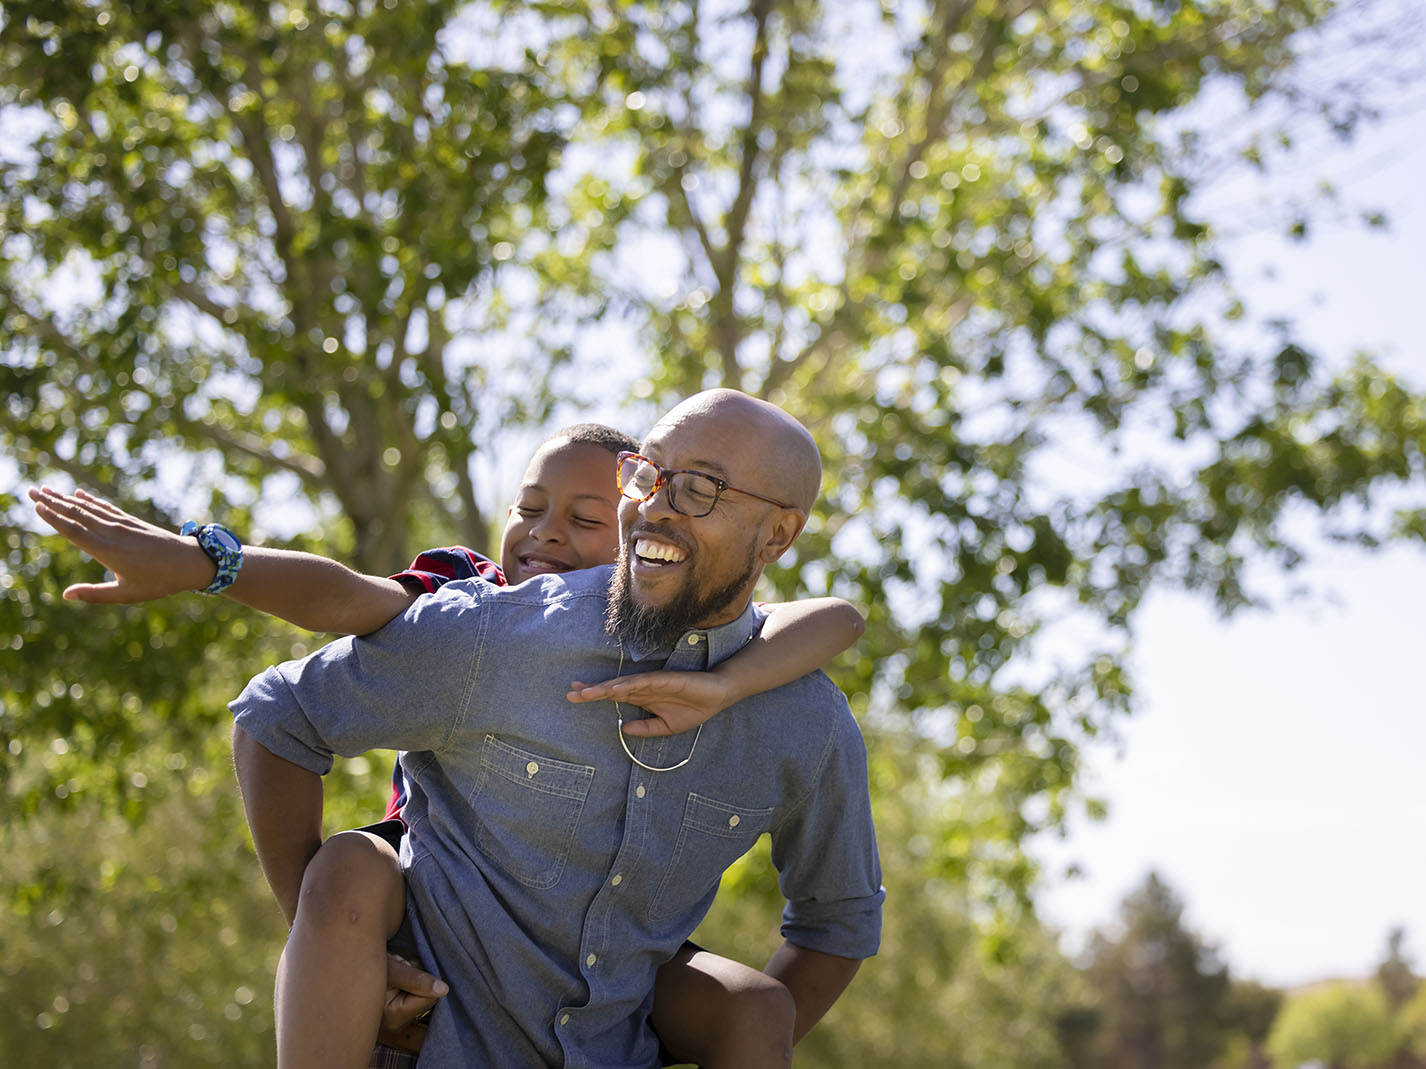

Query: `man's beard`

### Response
(605, 540, 759, 650)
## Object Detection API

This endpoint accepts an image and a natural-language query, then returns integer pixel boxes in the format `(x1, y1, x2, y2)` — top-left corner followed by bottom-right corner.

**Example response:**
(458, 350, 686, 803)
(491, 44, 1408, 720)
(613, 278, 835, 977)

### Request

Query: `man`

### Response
(231, 388, 884, 1067)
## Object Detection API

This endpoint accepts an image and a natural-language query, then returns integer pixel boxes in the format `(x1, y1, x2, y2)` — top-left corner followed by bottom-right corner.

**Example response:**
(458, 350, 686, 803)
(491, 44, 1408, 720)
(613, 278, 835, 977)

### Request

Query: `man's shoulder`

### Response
(419, 563, 612, 603)
(485, 564, 614, 603)
(412, 565, 613, 642)
(777, 664, 850, 701)
(751, 666, 856, 734)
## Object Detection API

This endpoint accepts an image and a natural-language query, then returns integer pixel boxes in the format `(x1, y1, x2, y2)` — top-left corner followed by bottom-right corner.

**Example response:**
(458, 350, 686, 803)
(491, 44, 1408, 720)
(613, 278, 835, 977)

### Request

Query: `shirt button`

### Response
(611, 874, 623, 886)
(687, 634, 701, 645)
(559, 1013, 570, 1026)
(635, 785, 646, 799)
(586, 953, 597, 967)
(525, 761, 539, 777)
(728, 814, 740, 828)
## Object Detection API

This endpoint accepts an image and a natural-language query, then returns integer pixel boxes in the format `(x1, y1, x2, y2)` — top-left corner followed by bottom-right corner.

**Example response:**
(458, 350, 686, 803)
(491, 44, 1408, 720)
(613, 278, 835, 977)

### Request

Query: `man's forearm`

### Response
(232, 724, 325, 925)
(764, 942, 862, 1043)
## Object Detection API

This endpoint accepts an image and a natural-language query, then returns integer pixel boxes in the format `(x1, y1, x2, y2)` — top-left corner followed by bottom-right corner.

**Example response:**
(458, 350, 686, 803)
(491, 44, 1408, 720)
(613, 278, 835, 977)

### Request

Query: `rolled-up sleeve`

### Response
(769, 711, 885, 960)
(229, 580, 489, 773)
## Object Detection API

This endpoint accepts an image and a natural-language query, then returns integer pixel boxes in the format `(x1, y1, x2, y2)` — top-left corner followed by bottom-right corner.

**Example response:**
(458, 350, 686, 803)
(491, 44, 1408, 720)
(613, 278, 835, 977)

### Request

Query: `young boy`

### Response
(29, 423, 864, 1068)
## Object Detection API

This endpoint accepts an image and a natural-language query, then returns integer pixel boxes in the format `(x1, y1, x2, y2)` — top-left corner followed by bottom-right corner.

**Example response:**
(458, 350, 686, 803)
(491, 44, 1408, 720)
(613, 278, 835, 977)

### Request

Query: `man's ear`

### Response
(757, 508, 807, 564)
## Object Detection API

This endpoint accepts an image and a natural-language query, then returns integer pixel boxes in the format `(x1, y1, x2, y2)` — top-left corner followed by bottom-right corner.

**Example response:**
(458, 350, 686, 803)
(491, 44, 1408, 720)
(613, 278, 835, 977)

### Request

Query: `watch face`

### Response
(211, 527, 241, 552)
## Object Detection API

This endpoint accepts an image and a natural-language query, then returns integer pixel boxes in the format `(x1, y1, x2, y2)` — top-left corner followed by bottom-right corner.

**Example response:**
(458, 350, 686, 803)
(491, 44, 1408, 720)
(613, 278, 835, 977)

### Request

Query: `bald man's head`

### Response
(646, 389, 821, 514)
(605, 389, 822, 645)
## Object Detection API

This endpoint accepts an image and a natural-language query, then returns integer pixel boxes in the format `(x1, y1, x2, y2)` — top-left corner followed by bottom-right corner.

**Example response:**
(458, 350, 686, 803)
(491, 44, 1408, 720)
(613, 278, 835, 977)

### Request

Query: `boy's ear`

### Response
(757, 508, 807, 564)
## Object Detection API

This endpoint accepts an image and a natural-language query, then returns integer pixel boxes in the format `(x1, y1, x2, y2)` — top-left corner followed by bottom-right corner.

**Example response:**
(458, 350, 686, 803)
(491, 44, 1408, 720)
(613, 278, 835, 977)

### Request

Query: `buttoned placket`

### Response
(556, 630, 711, 1064)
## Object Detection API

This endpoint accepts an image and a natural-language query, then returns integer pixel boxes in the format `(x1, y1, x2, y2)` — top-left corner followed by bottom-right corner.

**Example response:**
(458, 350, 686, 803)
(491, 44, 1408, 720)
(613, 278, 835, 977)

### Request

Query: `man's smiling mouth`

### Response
(633, 536, 688, 567)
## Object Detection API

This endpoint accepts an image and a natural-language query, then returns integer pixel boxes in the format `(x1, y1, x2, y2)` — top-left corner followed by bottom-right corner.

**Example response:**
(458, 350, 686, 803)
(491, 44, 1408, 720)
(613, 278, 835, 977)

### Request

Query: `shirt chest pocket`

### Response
(470, 735, 595, 890)
(650, 792, 773, 920)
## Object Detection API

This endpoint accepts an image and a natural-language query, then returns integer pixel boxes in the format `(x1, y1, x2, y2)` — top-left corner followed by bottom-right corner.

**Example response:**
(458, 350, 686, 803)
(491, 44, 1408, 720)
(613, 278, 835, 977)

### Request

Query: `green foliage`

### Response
(1266, 981, 1401, 1069)
(0, 716, 397, 1066)
(1400, 979, 1426, 1060)
(1, 738, 282, 1067)
(0, 0, 581, 569)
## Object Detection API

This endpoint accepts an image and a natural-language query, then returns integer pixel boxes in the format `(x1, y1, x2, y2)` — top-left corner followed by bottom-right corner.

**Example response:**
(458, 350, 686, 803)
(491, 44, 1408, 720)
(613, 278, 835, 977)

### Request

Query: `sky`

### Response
(1033, 75, 1426, 988)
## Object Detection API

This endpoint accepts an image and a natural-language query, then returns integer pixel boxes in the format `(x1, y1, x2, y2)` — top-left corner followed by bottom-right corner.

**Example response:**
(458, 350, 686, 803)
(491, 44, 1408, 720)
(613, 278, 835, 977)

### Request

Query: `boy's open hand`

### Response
(27, 486, 215, 602)
(567, 671, 735, 737)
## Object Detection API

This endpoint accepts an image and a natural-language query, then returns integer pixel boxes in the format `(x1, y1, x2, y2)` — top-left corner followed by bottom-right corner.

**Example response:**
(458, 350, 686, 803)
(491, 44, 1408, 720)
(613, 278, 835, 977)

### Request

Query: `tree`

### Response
(4, 0, 1426, 1061)
(1377, 926, 1420, 1012)
(1266, 981, 1400, 1069)
(1073, 871, 1233, 1069)
(1216, 977, 1283, 1069)
(1, 0, 579, 571)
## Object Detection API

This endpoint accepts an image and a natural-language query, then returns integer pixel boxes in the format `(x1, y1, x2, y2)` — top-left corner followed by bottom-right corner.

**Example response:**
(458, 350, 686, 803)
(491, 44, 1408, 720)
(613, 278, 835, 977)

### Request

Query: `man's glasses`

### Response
(616, 452, 793, 518)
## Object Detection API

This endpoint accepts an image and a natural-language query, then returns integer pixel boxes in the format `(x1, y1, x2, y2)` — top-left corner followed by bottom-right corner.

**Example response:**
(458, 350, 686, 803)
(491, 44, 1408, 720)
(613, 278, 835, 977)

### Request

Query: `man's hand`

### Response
(567, 670, 735, 737)
(27, 486, 215, 601)
(376, 953, 448, 1052)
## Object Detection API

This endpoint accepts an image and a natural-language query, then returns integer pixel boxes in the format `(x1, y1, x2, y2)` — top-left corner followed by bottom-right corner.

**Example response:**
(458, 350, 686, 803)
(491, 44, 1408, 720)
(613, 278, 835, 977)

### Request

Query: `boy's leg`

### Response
(652, 943, 796, 1069)
(275, 829, 408, 1069)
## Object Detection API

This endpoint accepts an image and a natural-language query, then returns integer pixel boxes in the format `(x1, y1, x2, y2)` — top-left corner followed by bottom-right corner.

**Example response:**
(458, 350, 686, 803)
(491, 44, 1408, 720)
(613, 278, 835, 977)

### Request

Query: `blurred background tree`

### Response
(1059, 871, 1281, 1069)
(1377, 926, 1421, 1012)
(1265, 981, 1401, 1069)
(3, 0, 1425, 1063)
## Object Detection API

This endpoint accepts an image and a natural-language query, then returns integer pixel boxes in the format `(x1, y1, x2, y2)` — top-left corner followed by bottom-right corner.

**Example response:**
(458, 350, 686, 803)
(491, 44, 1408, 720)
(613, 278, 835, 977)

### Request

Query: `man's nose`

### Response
(638, 481, 680, 522)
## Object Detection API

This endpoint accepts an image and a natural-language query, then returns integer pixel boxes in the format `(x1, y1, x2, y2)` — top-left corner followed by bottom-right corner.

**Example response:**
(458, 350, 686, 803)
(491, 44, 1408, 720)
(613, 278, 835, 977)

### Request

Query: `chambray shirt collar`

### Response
(618, 597, 764, 667)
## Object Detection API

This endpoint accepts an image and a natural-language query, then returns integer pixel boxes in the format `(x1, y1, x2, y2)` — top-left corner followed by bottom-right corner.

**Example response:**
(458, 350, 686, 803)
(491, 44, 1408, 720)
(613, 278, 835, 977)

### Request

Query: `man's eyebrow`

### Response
(690, 459, 731, 479)
(639, 442, 728, 478)
(658, 455, 729, 479)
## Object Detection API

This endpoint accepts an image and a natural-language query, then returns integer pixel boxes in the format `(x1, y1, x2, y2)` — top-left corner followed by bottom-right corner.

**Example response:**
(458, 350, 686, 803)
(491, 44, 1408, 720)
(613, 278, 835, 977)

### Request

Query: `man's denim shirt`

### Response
(231, 565, 884, 1069)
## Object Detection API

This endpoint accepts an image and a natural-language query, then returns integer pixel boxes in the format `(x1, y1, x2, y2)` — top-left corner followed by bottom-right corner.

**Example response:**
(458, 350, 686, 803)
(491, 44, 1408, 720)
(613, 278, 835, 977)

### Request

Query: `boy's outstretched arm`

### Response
(567, 597, 865, 737)
(29, 486, 414, 635)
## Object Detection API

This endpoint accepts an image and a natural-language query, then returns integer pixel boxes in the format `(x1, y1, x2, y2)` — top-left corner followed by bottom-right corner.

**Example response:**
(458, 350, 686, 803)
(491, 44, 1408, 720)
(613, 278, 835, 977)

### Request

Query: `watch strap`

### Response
(180, 521, 244, 595)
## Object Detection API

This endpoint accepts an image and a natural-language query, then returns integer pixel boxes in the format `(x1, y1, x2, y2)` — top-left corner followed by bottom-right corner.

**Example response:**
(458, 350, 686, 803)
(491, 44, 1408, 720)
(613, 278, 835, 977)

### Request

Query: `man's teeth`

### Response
(634, 538, 687, 564)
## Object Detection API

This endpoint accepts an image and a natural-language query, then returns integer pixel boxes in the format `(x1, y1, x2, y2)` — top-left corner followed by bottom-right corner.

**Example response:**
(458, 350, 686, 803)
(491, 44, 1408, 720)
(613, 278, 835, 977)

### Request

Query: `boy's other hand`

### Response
(377, 953, 448, 1052)
(567, 671, 734, 737)
(27, 486, 215, 601)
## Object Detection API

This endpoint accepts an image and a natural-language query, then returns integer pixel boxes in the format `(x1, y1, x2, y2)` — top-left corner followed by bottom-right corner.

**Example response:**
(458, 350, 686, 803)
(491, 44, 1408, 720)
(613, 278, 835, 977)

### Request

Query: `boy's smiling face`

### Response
(499, 439, 622, 586)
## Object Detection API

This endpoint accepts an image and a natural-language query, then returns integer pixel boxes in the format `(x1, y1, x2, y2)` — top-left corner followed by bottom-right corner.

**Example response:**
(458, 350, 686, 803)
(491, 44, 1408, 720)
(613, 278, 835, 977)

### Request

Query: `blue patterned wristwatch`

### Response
(179, 521, 244, 594)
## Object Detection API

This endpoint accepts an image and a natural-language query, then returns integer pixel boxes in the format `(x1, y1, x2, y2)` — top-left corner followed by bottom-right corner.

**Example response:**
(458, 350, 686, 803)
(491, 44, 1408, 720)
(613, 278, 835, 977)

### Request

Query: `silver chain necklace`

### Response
(613, 646, 702, 773)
